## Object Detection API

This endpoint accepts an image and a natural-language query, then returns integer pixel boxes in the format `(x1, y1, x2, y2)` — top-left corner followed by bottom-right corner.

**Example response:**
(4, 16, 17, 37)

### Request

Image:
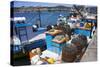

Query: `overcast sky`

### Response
(11, 1, 73, 7)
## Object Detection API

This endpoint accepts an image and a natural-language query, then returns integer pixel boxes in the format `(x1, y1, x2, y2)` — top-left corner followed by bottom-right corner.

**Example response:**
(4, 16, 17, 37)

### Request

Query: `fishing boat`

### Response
(10, 1, 97, 66)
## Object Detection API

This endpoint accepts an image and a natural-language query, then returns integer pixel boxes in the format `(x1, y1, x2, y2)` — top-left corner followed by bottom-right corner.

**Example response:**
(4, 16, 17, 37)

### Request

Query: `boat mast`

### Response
(38, 7, 42, 27)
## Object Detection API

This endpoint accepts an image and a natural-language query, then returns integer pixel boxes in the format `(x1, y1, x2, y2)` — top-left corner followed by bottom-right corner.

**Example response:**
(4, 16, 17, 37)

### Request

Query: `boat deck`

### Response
(13, 26, 97, 63)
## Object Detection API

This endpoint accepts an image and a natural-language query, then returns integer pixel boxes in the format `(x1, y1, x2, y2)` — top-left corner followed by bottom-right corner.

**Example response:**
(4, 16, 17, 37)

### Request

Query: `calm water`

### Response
(14, 11, 70, 27)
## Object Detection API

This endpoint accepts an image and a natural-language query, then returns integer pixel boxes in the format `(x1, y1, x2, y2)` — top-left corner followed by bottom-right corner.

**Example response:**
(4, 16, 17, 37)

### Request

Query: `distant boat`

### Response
(11, 17, 26, 23)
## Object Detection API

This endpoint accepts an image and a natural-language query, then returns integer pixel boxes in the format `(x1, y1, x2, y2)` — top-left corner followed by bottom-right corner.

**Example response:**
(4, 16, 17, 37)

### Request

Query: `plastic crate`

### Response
(45, 34, 54, 51)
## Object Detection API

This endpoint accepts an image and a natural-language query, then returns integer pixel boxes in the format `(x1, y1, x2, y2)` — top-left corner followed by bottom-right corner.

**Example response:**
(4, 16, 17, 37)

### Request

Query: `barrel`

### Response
(62, 44, 78, 62)
(71, 35, 87, 49)
(62, 35, 88, 62)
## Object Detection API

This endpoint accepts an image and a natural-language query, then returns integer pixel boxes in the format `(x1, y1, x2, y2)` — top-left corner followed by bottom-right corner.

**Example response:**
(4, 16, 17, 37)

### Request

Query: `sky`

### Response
(11, 1, 73, 7)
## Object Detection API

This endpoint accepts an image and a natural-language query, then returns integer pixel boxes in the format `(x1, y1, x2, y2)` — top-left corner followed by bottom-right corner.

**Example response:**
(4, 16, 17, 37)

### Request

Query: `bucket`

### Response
(80, 23, 84, 27)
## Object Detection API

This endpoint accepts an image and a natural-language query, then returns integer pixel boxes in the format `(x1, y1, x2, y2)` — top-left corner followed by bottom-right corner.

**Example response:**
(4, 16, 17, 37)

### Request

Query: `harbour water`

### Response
(14, 11, 70, 27)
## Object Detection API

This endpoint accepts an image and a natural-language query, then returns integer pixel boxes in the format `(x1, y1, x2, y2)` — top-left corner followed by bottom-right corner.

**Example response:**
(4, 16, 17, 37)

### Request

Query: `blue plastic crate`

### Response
(74, 28, 91, 37)
(45, 34, 54, 51)
(51, 42, 66, 55)
(24, 39, 47, 52)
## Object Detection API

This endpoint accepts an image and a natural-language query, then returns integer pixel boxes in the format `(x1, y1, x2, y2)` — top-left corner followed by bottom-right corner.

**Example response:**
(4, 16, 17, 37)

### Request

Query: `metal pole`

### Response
(38, 8, 41, 27)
